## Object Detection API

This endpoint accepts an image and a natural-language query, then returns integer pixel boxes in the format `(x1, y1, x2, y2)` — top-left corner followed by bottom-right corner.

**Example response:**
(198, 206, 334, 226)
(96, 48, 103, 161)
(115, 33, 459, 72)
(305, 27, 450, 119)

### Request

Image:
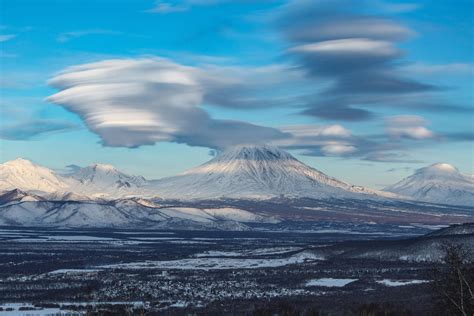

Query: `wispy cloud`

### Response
(386, 167, 413, 173)
(145, 0, 263, 13)
(385, 115, 436, 140)
(145, 1, 190, 13)
(57, 29, 122, 43)
(46, 56, 471, 163)
(401, 62, 474, 76)
(0, 34, 16, 42)
(274, 0, 459, 121)
(0, 119, 80, 140)
(373, 0, 421, 13)
(0, 51, 17, 58)
(274, 124, 358, 156)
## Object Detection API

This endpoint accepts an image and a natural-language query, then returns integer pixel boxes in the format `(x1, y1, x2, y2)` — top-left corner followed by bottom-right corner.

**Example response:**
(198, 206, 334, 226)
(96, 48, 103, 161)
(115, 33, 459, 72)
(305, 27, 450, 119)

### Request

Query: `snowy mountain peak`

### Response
(153, 145, 392, 200)
(71, 164, 132, 180)
(68, 163, 146, 197)
(411, 163, 465, 182)
(0, 158, 69, 193)
(214, 145, 295, 162)
(419, 163, 458, 175)
(91, 163, 118, 172)
(0, 158, 147, 198)
(384, 163, 474, 206)
(4, 157, 35, 166)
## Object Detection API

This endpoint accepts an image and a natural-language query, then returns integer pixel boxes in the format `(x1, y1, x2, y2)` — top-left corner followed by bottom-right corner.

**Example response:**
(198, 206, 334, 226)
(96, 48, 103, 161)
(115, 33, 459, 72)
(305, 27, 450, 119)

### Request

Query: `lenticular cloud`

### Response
(47, 58, 286, 149)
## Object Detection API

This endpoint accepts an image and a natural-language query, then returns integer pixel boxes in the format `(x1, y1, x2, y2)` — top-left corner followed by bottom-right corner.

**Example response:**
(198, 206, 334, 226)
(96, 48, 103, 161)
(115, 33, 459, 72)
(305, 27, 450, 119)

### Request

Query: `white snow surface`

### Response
(305, 278, 358, 287)
(3, 147, 471, 208)
(148, 145, 395, 200)
(0, 158, 69, 193)
(99, 250, 323, 270)
(0, 159, 147, 199)
(0, 199, 264, 228)
(384, 163, 474, 207)
(194, 247, 302, 258)
(376, 279, 428, 287)
(0, 145, 398, 202)
(67, 163, 147, 198)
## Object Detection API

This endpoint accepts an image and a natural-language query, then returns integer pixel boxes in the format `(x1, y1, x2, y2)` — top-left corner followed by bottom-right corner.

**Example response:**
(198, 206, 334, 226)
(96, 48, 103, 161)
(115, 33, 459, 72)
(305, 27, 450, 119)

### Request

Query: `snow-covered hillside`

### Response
(384, 163, 474, 207)
(0, 158, 69, 193)
(0, 189, 44, 205)
(0, 147, 395, 201)
(1, 150, 471, 207)
(0, 190, 270, 229)
(0, 159, 146, 199)
(150, 145, 394, 200)
(67, 163, 147, 198)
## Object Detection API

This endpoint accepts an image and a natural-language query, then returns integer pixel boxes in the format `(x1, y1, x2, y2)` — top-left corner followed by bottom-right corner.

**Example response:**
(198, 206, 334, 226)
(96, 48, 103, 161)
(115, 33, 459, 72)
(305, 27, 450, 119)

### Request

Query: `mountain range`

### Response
(0, 145, 472, 229)
(1, 145, 473, 206)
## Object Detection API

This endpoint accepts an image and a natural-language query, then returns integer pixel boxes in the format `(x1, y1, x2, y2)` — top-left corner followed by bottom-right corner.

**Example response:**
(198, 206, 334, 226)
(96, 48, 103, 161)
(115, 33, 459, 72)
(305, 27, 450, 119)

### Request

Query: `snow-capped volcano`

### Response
(1, 153, 472, 229)
(0, 158, 69, 193)
(150, 145, 393, 200)
(384, 163, 474, 206)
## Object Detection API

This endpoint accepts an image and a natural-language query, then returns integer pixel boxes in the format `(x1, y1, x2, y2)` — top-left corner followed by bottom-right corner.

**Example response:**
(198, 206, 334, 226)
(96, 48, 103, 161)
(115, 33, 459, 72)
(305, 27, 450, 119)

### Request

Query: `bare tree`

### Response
(431, 243, 474, 316)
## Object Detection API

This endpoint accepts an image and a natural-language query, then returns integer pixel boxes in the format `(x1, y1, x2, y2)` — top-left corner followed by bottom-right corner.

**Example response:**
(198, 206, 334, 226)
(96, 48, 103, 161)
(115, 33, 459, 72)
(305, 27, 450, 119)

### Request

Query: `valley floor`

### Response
(1, 226, 471, 315)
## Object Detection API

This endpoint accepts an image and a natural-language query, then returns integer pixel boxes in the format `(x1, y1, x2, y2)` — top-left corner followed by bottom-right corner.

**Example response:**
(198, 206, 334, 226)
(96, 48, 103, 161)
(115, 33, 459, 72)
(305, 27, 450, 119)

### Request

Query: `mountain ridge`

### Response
(1, 147, 472, 206)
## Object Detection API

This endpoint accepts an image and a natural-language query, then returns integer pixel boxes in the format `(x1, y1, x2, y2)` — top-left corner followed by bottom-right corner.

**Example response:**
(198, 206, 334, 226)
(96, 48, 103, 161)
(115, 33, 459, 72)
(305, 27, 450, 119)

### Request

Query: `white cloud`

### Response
(146, 0, 238, 13)
(57, 29, 122, 43)
(46, 57, 446, 161)
(321, 143, 357, 155)
(385, 115, 435, 140)
(47, 57, 289, 149)
(401, 63, 474, 75)
(274, 124, 358, 157)
(294, 18, 415, 42)
(47, 57, 366, 155)
(291, 38, 400, 57)
(280, 124, 352, 139)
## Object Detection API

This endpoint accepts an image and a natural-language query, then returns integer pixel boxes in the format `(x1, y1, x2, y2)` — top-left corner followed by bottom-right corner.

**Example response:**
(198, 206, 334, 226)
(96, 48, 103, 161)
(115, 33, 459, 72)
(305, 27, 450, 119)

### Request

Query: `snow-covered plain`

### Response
(0, 302, 145, 316)
(100, 251, 323, 270)
(0, 303, 81, 315)
(48, 269, 102, 274)
(194, 247, 302, 258)
(305, 278, 358, 287)
(376, 279, 429, 287)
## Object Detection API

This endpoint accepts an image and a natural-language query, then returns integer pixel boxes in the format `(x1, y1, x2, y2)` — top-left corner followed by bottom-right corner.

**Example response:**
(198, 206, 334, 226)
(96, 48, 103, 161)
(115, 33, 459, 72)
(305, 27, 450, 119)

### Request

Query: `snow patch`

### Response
(376, 279, 429, 287)
(99, 251, 322, 270)
(305, 278, 357, 287)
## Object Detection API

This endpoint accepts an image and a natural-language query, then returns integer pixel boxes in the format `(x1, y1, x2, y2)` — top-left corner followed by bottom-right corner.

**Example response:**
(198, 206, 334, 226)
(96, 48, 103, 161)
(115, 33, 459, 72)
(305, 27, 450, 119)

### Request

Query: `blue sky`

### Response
(1, 0, 473, 188)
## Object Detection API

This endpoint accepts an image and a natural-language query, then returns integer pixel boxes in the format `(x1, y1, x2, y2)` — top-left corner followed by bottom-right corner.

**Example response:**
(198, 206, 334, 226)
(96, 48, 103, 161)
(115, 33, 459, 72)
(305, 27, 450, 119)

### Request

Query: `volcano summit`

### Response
(149, 145, 394, 200)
